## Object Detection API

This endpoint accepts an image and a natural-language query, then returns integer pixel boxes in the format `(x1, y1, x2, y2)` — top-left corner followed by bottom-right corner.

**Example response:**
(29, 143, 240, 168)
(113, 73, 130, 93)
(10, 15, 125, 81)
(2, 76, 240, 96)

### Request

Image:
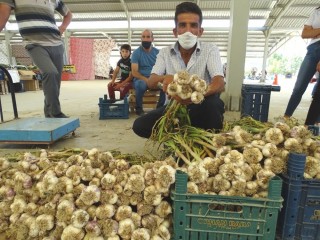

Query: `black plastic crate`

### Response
(241, 84, 280, 122)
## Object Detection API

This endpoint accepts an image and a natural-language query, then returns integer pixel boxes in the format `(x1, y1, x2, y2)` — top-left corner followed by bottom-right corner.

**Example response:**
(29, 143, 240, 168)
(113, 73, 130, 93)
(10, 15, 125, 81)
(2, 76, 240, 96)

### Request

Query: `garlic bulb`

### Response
(115, 205, 132, 222)
(100, 190, 118, 205)
(99, 219, 119, 238)
(0, 157, 10, 171)
(187, 163, 208, 184)
(155, 223, 171, 240)
(85, 220, 101, 237)
(61, 224, 85, 240)
(101, 173, 116, 190)
(187, 181, 199, 193)
(174, 70, 191, 84)
(126, 174, 145, 192)
(80, 166, 95, 181)
(200, 157, 221, 176)
(36, 214, 55, 236)
(10, 196, 27, 214)
(144, 186, 162, 206)
(128, 165, 146, 176)
(118, 218, 135, 239)
(71, 209, 89, 229)
(131, 228, 151, 240)
(96, 204, 115, 219)
(242, 147, 263, 164)
(56, 200, 75, 223)
(156, 165, 176, 187)
(79, 185, 101, 205)
(190, 91, 204, 104)
(264, 127, 284, 145)
(155, 200, 172, 218)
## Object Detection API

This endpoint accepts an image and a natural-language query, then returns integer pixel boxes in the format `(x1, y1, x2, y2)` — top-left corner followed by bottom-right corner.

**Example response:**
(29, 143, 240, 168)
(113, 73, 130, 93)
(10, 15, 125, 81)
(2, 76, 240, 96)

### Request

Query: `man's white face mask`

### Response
(177, 31, 197, 50)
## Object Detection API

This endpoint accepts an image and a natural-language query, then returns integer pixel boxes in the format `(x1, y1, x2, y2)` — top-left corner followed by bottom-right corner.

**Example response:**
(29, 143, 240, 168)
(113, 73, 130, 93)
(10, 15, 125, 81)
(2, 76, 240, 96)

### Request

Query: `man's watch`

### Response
(157, 82, 163, 89)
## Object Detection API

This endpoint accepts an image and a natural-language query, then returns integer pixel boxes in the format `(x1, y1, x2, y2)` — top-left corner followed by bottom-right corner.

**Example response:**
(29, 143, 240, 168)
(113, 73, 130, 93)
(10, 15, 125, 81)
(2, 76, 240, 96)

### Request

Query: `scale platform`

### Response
(0, 117, 80, 145)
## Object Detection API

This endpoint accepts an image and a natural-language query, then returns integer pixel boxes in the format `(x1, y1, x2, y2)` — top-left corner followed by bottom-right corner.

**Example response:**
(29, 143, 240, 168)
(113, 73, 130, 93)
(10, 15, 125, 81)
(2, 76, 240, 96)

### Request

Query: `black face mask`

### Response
(142, 41, 152, 49)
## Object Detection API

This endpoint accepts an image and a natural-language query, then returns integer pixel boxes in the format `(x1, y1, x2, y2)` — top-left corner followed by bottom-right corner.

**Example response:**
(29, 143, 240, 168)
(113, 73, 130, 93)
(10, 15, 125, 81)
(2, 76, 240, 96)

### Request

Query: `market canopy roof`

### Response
(0, 0, 318, 59)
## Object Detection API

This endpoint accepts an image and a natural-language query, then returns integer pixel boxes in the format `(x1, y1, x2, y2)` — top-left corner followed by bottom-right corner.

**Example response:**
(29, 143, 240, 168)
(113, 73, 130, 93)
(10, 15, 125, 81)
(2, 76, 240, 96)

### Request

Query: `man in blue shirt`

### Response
(131, 29, 165, 115)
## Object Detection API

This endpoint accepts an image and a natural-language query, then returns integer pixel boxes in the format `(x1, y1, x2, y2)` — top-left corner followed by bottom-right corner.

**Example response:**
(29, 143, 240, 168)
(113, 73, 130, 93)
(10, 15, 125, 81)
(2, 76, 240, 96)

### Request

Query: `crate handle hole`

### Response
(208, 203, 242, 212)
(180, 206, 184, 211)
(179, 221, 183, 226)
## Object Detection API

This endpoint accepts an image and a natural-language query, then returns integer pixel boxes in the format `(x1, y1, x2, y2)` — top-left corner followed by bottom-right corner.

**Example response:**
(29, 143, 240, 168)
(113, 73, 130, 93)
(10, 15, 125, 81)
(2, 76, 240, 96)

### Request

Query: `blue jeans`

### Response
(285, 41, 320, 119)
(133, 78, 167, 111)
(132, 79, 148, 111)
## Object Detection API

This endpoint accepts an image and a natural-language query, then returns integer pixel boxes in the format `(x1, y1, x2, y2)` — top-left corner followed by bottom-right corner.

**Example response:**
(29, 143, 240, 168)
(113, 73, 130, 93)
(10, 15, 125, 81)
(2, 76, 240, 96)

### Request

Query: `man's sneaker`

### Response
(52, 112, 69, 118)
(136, 110, 145, 116)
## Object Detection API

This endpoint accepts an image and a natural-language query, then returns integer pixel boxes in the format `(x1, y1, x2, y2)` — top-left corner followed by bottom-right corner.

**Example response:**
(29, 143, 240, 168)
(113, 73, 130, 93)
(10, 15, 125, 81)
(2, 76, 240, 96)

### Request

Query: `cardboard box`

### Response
(22, 79, 39, 91)
(18, 70, 35, 81)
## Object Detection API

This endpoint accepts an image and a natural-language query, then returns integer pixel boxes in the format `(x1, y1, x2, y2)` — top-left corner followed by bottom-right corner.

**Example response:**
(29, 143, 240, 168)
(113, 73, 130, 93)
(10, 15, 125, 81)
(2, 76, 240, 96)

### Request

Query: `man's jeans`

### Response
(285, 41, 320, 122)
(133, 79, 166, 111)
(132, 79, 148, 111)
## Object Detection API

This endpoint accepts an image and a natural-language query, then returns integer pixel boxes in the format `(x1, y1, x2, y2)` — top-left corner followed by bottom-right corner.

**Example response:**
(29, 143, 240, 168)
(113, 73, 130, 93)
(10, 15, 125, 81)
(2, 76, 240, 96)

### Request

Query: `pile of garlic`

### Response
(0, 150, 177, 240)
(167, 70, 207, 104)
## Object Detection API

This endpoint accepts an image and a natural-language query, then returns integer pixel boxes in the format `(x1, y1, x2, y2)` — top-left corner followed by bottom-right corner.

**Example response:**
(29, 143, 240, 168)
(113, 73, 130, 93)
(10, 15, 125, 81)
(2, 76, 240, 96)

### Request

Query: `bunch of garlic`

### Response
(0, 149, 176, 239)
(167, 70, 207, 104)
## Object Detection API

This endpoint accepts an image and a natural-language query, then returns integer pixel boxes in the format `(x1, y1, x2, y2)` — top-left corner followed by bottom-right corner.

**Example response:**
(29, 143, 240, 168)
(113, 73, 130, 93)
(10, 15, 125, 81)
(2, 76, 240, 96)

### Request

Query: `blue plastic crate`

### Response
(241, 84, 280, 122)
(0, 69, 4, 80)
(98, 97, 129, 119)
(172, 170, 283, 240)
(308, 125, 320, 136)
(277, 153, 320, 240)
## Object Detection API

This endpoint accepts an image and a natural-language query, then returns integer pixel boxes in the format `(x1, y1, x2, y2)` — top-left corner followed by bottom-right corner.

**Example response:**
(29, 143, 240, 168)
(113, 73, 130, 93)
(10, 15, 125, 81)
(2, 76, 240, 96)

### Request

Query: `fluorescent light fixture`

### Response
(4, 19, 266, 31)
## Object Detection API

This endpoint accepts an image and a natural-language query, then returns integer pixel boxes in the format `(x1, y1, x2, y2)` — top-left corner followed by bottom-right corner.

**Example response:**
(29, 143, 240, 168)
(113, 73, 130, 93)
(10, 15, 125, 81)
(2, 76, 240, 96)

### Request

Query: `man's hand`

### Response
(317, 62, 320, 72)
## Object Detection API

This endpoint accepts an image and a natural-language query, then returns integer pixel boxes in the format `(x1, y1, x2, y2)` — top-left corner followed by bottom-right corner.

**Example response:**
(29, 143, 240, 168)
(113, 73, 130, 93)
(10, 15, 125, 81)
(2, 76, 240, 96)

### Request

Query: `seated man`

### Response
(132, 1, 225, 138)
(131, 29, 165, 115)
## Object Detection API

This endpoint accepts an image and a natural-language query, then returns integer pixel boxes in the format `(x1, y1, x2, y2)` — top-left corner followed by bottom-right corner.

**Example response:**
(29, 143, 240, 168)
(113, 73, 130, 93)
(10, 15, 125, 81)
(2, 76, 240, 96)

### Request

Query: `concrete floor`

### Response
(0, 76, 315, 156)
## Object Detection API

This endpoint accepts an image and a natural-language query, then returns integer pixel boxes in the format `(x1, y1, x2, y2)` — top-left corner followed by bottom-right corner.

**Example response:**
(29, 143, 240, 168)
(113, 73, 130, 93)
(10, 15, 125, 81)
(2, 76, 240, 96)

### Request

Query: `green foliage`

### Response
(268, 53, 302, 75)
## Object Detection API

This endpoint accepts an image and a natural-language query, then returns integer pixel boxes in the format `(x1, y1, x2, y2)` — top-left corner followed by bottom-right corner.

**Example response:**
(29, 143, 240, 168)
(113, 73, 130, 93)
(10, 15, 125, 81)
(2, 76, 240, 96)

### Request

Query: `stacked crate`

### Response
(241, 84, 280, 122)
(277, 153, 320, 240)
(171, 170, 283, 240)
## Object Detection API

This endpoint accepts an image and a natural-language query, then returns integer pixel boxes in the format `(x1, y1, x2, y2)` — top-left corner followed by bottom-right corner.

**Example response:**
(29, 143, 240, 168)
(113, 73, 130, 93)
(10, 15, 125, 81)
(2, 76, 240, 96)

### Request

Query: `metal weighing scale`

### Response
(0, 66, 80, 145)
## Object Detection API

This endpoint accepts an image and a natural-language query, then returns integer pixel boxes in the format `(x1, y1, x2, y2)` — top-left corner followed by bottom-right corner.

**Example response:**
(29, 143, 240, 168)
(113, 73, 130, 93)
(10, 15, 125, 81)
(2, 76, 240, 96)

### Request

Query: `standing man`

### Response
(284, 6, 320, 121)
(0, 0, 72, 118)
(131, 29, 165, 115)
(133, 1, 225, 138)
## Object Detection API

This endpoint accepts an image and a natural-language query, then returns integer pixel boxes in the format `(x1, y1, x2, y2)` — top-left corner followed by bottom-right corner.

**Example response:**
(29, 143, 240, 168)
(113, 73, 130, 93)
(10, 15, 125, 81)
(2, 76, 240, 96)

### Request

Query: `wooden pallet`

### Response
(128, 89, 160, 112)
(0, 80, 8, 94)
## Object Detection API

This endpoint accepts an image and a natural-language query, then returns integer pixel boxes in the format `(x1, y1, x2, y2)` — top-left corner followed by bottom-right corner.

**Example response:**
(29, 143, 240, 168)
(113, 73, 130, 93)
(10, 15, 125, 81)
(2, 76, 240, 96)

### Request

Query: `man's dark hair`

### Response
(174, 2, 203, 26)
(120, 44, 131, 52)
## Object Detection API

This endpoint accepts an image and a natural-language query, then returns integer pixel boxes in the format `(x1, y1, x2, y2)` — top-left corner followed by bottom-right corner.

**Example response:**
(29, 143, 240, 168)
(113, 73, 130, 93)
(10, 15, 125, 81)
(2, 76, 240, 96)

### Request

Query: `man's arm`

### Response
(58, 10, 72, 34)
(148, 73, 168, 89)
(205, 75, 225, 96)
(0, 4, 12, 32)
(301, 25, 320, 39)
(131, 63, 149, 82)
